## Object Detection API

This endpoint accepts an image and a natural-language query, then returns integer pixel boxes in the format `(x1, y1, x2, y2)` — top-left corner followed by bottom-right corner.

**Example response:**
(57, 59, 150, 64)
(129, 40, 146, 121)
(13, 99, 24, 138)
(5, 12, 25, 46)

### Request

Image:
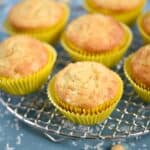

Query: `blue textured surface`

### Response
(0, 0, 150, 150)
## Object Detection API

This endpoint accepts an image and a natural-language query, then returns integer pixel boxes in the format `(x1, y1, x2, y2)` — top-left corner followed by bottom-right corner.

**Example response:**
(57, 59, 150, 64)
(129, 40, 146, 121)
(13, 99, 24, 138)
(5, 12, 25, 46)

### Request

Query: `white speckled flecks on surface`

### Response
(0, 0, 150, 150)
(0, 101, 150, 150)
(0, 102, 149, 150)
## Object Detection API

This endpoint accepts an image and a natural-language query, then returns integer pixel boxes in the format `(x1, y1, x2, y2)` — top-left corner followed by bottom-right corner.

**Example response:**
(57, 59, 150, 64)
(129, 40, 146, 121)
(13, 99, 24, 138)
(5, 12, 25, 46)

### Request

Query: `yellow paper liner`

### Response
(47, 75, 123, 125)
(61, 24, 133, 68)
(84, 0, 146, 25)
(4, 4, 70, 43)
(0, 44, 57, 95)
(124, 55, 150, 103)
(137, 12, 150, 43)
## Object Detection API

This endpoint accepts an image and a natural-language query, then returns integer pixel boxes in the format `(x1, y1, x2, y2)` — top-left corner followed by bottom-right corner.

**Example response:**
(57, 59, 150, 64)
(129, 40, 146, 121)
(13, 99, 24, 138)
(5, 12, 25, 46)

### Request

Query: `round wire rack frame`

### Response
(0, 0, 150, 142)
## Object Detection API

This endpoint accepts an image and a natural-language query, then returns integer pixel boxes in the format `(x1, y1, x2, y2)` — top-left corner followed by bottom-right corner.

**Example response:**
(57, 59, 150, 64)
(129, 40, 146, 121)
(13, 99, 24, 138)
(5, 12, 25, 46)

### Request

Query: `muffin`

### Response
(4, 0, 69, 43)
(48, 62, 123, 125)
(84, 0, 146, 25)
(137, 11, 150, 43)
(0, 35, 57, 95)
(124, 45, 150, 102)
(61, 14, 133, 67)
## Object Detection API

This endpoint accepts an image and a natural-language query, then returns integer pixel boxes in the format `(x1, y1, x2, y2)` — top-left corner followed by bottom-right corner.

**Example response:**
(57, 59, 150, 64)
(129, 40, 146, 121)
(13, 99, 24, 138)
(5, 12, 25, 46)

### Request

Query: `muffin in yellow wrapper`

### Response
(0, 36, 57, 95)
(61, 14, 133, 68)
(137, 12, 150, 43)
(4, 13, 69, 43)
(124, 45, 150, 103)
(47, 62, 123, 125)
(124, 56, 150, 103)
(4, 0, 70, 43)
(48, 87, 120, 125)
(84, 0, 146, 25)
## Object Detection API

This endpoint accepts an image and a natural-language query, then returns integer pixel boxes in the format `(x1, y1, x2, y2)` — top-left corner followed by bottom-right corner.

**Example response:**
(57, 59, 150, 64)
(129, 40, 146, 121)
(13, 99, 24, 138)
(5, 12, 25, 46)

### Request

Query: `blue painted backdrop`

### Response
(0, 0, 149, 150)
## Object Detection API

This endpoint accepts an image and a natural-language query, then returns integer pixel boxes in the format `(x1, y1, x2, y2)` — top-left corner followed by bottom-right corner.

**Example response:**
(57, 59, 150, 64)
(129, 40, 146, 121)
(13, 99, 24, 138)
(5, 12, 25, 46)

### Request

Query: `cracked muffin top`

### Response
(142, 12, 150, 35)
(54, 62, 122, 109)
(89, 0, 143, 12)
(129, 45, 150, 88)
(64, 14, 125, 53)
(8, 0, 66, 30)
(0, 35, 48, 78)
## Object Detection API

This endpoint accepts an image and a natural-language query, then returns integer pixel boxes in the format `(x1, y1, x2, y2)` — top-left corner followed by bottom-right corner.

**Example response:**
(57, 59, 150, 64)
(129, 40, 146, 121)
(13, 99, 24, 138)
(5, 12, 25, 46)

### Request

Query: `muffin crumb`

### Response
(111, 144, 125, 150)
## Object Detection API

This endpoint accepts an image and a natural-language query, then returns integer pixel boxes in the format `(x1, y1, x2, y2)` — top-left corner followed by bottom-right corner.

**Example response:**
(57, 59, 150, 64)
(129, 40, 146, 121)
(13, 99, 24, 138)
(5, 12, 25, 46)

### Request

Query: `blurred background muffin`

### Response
(4, 0, 69, 43)
(48, 62, 123, 125)
(61, 14, 132, 67)
(137, 11, 150, 43)
(0, 35, 57, 95)
(84, 0, 146, 25)
(124, 45, 150, 102)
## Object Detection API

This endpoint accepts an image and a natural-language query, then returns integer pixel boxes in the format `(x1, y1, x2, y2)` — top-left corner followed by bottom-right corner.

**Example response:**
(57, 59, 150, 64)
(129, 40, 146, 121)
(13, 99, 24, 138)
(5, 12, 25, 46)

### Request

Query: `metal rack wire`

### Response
(0, 51, 149, 141)
(0, 0, 149, 142)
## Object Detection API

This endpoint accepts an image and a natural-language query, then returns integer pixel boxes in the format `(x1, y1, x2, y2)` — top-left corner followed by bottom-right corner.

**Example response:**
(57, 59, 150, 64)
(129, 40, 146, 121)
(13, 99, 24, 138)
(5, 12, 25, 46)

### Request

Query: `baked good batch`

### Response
(48, 62, 123, 125)
(4, 0, 69, 42)
(61, 14, 133, 67)
(124, 45, 150, 102)
(137, 11, 150, 43)
(1, 0, 149, 126)
(0, 35, 57, 95)
(84, 0, 146, 25)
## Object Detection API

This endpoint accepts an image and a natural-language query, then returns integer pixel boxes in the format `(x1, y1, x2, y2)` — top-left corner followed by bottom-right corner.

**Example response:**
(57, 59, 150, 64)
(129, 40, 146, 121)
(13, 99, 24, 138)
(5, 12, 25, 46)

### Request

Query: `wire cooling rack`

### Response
(0, 50, 150, 141)
(0, 0, 150, 142)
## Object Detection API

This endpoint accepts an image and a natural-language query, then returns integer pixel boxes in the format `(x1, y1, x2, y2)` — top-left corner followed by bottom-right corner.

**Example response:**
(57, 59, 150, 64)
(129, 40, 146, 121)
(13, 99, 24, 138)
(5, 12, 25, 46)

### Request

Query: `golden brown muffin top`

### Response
(54, 62, 121, 109)
(130, 45, 150, 88)
(142, 12, 150, 35)
(65, 14, 125, 53)
(8, 0, 66, 30)
(0, 35, 48, 78)
(91, 0, 143, 12)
